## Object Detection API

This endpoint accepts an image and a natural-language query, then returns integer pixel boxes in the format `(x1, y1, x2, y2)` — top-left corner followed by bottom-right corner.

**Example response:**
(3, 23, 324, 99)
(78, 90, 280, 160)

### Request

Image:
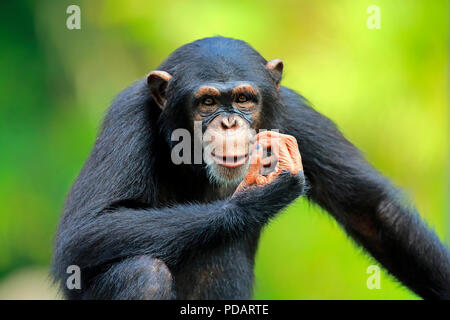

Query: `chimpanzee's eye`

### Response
(203, 97, 215, 106)
(237, 94, 248, 103)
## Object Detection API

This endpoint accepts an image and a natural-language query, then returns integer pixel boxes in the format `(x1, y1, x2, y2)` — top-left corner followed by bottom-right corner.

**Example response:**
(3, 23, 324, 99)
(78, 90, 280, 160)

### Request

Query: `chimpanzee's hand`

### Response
(234, 131, 304, 194)
(231, 131, 305, 218)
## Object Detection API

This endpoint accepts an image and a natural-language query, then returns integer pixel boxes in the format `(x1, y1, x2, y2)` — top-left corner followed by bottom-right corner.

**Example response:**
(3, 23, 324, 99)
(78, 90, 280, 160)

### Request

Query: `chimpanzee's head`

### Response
(147, 37, 284, 185)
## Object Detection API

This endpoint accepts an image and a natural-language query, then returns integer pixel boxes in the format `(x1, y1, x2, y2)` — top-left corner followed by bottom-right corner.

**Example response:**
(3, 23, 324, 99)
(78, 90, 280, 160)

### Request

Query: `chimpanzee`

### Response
(52, 36, 450, 300)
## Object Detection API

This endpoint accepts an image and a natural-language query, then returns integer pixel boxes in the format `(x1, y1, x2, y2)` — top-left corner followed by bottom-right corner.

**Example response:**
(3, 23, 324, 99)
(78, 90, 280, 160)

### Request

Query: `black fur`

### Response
(52, 36, 450, 300)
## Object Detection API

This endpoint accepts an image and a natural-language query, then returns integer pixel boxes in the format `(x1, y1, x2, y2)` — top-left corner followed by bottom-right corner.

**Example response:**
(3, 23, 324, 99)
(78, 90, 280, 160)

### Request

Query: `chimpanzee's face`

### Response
(147, 57, 283, 186)
(191, 82, 262, 185)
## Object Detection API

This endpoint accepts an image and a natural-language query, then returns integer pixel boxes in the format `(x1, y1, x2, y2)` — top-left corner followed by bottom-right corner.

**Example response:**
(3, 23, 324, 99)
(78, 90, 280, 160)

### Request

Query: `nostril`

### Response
(220, 116, 239, 130)
(221, 120, 229, 130)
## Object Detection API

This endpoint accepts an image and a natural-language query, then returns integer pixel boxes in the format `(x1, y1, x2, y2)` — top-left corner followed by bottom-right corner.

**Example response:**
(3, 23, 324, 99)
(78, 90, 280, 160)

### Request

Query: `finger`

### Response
(255, 130, 282, 140)
(255, 136, 280, 151)
(281, 134, 302, 174)
(256, 175, 268, 186)
(276, 139, 294, 172)
(244, 144, 263, 184)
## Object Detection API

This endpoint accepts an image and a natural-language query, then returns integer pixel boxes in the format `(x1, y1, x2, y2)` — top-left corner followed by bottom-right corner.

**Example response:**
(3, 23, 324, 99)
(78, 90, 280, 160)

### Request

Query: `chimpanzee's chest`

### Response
(172, 236, 260, 299)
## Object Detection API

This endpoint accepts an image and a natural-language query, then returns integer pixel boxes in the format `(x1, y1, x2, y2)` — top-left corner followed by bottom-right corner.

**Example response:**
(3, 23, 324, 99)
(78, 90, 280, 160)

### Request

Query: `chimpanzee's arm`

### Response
(281, 87, 450, 299)
(53, 171, 304, 278)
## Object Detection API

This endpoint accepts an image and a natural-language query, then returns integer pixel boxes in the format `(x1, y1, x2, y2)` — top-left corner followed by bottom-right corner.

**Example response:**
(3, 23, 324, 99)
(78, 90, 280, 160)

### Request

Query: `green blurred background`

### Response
(0, 0, 448, 299)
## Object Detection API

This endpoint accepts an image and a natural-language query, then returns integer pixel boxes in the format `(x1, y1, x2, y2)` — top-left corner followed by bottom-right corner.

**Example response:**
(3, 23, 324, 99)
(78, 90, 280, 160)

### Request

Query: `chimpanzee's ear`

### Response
(265, 59, 283, 90)
(147, 71, 173, 109)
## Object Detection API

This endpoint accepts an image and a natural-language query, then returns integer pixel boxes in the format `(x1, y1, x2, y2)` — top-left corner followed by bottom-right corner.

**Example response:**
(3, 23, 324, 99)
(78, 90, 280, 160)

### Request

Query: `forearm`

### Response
(363, 191, 450, 299)
(56, 201, 242, 270)
(55, 177, 302, 273)
(311, 163, 450, 299)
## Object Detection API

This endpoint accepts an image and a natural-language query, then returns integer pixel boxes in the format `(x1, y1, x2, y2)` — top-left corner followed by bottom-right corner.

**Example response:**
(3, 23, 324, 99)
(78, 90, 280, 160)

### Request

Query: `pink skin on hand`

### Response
(233, 131, 303, 195)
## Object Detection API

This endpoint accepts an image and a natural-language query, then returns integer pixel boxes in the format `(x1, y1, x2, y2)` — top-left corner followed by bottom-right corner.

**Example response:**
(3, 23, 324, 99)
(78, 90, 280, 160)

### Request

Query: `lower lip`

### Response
(211, 153, 249, 168)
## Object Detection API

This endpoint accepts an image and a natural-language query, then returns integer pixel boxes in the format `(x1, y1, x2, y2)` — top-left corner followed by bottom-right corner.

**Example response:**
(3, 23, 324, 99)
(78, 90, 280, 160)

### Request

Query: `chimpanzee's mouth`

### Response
(211, 152, 249, 168)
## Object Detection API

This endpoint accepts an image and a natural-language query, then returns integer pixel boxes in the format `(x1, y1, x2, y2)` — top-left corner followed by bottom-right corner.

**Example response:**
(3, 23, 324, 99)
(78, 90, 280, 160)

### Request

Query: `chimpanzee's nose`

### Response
(221, 116, 238, 130)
